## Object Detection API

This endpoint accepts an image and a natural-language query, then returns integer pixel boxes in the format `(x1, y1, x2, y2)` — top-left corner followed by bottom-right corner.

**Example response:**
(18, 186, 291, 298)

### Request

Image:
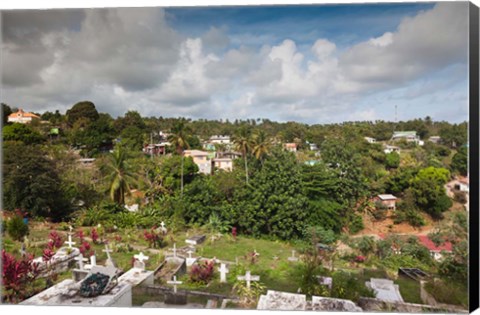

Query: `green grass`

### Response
(395, 275, 422, 304)
(424, 279, 468, 308)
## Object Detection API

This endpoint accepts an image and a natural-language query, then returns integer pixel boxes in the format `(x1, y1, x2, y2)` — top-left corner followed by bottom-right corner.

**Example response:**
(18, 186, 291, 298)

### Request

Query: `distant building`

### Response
(374, 194, 397, 211)
(383, 145, 401, 154)
(212, 158, 233, 172)
(428, 136, 441, 144)
(417, 235, 452, 261)
(143, 143, 170, 155)
(309, 143, 318, 151)
(364, 137, 376, 144)
(392, 131, 423, 146)
(454, 176, 469, 192)
(77, 158, 96, 168)
(284, 143, 297, 153)
(8, 108, 40, 124)
(217, 151, 242, 160)
(184, 150, 211, 175)
(209, 135, 231, 144)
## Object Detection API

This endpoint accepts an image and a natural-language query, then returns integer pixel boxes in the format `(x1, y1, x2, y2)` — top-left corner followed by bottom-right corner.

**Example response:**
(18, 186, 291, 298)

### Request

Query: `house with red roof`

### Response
(417, 235, 452, 261)
(8, 108, 40, 124)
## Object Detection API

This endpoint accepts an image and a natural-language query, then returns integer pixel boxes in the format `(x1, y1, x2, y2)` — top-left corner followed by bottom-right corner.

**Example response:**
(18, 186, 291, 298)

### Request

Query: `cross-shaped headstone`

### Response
(74, 253, 88, 270)
(90, 255, 97, 266)
(218, 263, 229, 283)
(237, 271, 260, 289)
(187, 250, 193, 259)
(69, 225, 74, 233)
(64, 234, 76, 248)
(133, 252, 149, 270)
(170, 243, 177, 258)
(167, 275, 182, 294)
(288, 250, 299, 262)
(160, 221, 166, 229)
(103, 244, 114, 266)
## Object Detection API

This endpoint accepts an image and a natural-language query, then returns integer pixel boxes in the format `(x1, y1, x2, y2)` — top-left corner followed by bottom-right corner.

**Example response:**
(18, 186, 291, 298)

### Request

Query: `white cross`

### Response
(103, 244, 113, 262)
(69, 225, 74, 233)
(291, 250, 296, 258)
(170, 243, 177, 257)
(160, 221, 166, 229)
(218, 263, 229, 283)
(134, 252, 149, 263)
(167, 275, 182, 294)
(237, 271, 260, 289)
(64, 234, 76, 248)
(90, 255, 97, 266)
(75, 254, 88, 270)
(187, 250, 193, 259)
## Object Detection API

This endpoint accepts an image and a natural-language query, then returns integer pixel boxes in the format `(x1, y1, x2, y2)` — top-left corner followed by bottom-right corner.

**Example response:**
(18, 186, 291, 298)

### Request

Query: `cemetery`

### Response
(1, 219, 468, 312)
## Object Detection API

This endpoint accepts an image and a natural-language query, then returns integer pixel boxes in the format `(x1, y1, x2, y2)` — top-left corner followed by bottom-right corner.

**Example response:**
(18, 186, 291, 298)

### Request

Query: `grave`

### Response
(185, 250, 198, 267)
(185, 235, 206, 246)
(32, 246, 80, 277)
(165, 275, 187, 305)
(218, 263, 229, 283)
(257, 290, 362, 312)
(365, 278, 404, 303)
(237, 271, 260, 289)
(288, 250, 299, 262)
(316, 276, 333, 290)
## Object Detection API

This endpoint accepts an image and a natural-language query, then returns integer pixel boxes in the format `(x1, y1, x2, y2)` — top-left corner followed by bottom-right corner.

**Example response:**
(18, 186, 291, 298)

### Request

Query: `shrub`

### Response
(348, 215, 364, 234)
(1, 249, 40, 303)
(331, 271, 375, 302)
(189, 260, 215, 284)
(47, 231, 63, 250)
(6, 215, 29, 241)
(453, 191, 467, 204)
(143, 229, 163, 248)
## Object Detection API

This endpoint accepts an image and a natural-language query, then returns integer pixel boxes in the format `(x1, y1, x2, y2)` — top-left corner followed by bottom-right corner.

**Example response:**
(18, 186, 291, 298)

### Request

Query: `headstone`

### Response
(288, 250, 299, 262)
(317, 276, 333, 290)
(64, 234, 76, 249)
(20, 243, 26, 257)
(169, 243, 177, 258)
(167, 275, 182, 294)
(185, 250, 198, 267)
(185, 235, 206, 246)
(103, 244, 115, 267)
(218, 263, 229, 283)
(237, 271, 260, 289)
(133, 252, 149, 270)
(75, 253, 88, 270)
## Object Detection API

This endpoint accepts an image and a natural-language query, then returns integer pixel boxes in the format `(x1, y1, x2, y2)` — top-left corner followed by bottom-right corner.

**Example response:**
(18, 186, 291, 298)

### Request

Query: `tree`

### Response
(102, 145, 137, 205)
(385, 152, 400, 169)
(232, 126, 254, 185)
(451, 147, 468, 176)
(2, 103, 12, 124)
(168, 120, 192, 195)
(251, 129, 272, 162)
(3, 142, 71, 220)
(411, 167, 452, 219)
(2, 123, 44, 144)
(66, 101, 99, 126)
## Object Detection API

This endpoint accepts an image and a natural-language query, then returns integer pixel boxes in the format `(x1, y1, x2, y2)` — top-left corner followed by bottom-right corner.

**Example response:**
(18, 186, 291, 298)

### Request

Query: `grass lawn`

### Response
(395, 275, 422, 304)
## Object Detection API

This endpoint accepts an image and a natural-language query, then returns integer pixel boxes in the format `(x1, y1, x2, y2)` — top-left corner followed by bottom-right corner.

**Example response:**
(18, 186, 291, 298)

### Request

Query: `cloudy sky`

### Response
(1, 1, 470, 124)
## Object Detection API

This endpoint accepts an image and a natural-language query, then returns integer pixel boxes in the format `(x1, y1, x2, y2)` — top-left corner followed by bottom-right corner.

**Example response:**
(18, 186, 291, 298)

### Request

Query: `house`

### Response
(454, 176, 469, 192)
(309, 143, 318, 151)
(77, 158, 96, 167)
(284, 143, 297, 153)
(184, 150, 211, 175)
(209, 135, 231, 145)
(143, 142, 170, 155)
(7, 108, 40, 124)
(417, 235, 452, 261)
(428, 136, 441, 144)
(392, 131, 424, 146)
(383, 145, 401, 154)
(364, 137, 376, 144)
(216, 151, 242, 160)
(374, 194, 397, 211)
(212, 158, 233, 172)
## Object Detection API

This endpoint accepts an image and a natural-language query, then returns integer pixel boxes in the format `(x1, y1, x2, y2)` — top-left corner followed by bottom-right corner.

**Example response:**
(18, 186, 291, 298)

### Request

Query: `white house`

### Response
(428, 136, 441, 144)
(209, 135, 231, 145)
(364, 137, 376, 144)
(384, 145, 401, 154)
(212, 158, 233, 172)
(392, 131, 423, 146)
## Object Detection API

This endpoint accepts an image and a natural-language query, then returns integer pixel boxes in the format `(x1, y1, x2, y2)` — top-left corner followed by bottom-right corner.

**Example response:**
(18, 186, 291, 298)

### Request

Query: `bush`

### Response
(6, 215, 29, 241)
(453, 191, 467, 204)
(348, 215, 364, 234)
(331, 271, 375, 302)
(189, 260, 215, 284)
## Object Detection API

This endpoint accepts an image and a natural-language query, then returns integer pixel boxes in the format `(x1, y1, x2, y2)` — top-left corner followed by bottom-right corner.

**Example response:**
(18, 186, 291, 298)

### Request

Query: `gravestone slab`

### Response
(185, 235, 206, 245)
(257, 290, 307, 310)
(311, 296, 362, 312)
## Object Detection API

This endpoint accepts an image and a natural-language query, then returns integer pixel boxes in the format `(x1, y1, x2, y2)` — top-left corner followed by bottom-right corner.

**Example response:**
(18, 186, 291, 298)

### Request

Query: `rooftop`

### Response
(417, 235, 452, 252)
(377, 194, 397, 200)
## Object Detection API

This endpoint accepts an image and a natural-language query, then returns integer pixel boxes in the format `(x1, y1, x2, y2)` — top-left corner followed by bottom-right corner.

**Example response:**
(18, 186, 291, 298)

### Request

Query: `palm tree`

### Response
(232, 126, 253, 185)
(103, 145, 137, 205)
(252, 130, 272, 163)
(168, 120, 191, 195)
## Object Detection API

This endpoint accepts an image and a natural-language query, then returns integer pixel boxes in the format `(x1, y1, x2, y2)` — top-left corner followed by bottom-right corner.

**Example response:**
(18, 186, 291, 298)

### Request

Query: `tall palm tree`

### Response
(103, 145, 137, 205)
(232, 126, 253, 185)
(252, 130, 272, 163)
(168, 120, 191, 195)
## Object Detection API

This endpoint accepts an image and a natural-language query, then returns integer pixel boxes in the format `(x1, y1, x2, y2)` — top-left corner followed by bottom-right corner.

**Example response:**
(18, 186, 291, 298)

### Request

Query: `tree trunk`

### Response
(244, 152, 249, 185)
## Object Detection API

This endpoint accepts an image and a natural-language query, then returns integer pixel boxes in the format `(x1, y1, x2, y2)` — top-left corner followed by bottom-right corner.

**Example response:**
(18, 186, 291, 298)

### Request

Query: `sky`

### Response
(1, 1, 471, 124)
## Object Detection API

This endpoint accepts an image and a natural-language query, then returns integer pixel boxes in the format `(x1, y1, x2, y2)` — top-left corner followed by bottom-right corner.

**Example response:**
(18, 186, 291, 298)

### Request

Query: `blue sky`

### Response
(1, 2, 469, 124)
